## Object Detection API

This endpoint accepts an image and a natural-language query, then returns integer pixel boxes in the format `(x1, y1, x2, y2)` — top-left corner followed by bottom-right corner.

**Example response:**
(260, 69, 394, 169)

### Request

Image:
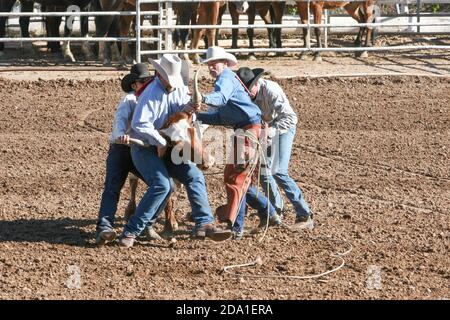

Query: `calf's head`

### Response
(159, 112, 214, 170)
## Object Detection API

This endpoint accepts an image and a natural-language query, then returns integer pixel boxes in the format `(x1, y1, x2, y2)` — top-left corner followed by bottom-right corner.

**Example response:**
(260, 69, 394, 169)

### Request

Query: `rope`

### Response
(221, 129, 354, 281)
(222, 232, 353, 281)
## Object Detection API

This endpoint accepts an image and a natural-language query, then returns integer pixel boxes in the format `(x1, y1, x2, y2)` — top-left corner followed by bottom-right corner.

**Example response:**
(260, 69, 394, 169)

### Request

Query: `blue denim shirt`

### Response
(130, 77, 191, 147)
(197, 68, 261, 129)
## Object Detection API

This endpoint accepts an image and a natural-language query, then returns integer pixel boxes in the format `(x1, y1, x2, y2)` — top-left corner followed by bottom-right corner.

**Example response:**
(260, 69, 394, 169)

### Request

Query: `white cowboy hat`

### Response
(149, 54, 189, 88)
(201, 46, 237, 67)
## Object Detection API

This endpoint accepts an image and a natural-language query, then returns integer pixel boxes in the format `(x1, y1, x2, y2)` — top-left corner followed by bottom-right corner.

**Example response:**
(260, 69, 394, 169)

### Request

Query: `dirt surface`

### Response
(0, 67, 449, 300)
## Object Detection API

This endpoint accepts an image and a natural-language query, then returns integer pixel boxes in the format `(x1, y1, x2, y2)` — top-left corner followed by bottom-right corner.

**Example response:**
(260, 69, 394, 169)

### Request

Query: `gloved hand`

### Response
(184, 102, 202, 114)
(262, 126, 277, 147)
(267, 127, 277, 139)
(115, 134, 130, 145)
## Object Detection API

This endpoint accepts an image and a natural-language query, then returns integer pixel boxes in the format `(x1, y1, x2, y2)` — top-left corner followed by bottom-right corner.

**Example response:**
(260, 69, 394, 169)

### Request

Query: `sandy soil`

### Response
(0, 67, 448, 299)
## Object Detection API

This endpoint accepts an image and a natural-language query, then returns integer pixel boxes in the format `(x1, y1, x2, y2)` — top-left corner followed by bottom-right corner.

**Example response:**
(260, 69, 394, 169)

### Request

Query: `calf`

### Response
(125, 103, 213, 237)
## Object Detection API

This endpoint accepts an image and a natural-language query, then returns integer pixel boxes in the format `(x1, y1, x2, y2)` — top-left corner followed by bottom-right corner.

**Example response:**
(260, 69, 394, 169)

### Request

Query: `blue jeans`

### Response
(96, 144, 143, 233)
(260, 127, 311, 219)
(124, 145, 214, 237)
(165, 157, 215, 228)
(233, 185, 276, 233)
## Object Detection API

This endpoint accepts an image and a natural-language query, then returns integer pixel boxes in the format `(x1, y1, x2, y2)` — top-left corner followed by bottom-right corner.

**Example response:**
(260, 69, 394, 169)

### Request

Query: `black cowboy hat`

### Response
(121, 73, 139, 93)
(130, 62, 151, 79)
(236, 67, 266, 90)
(121, 63, 151, 93)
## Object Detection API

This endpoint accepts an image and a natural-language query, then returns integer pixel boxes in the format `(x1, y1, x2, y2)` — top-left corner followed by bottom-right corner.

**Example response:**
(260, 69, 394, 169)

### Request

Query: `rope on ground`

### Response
(222, 233, 353, 281)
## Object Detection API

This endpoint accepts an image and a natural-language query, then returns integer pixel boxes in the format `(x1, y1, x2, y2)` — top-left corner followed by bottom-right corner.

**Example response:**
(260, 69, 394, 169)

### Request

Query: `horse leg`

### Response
(258, 5, 273, 53)
(311, 4, 323, 62)
(229, 3, 239, 49)
(124, 173, 138, 221)
(363, 2, 377, 56)
(0, 15, 6, 56)
(163, 193, 178, 237)
(80, 4, 94, 60)
(272, 2, 285, 54)
(297, 2, 309, 60)
(62, 10, 77, 63)
(46, 11, 62, 55)
(20, 0, 33, 53)
(0, 0, 16, 56)
(119, 8, 134, 65)
(95, 16, 112, 64)
(178, 4, 195, 60)
(344, 2, 366, 57)
(214, 3, 227, 47)
(109, 16, 122, 63)
(189, 4, 206, 64)
(206, 3, 220, 49)
(247, 5, 258, 60)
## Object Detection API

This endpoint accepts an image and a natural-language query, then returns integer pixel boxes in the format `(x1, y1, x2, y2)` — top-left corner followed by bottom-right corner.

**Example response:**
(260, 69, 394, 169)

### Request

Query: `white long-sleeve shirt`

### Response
(253, 78, 298, 133)
(130, 77, 191, 148)
(109, 92, 137, 143)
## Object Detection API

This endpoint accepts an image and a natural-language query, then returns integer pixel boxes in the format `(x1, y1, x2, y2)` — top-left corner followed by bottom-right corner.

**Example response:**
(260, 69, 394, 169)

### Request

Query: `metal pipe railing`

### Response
(139, 45, 450, 56)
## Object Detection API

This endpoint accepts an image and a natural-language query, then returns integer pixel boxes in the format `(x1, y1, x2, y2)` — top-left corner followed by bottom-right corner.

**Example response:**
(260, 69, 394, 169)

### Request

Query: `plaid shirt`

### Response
(254, 79, 298, 133)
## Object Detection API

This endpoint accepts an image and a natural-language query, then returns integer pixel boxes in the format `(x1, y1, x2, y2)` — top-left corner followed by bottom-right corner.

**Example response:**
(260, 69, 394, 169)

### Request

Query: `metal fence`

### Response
(0, 0, 449, 63)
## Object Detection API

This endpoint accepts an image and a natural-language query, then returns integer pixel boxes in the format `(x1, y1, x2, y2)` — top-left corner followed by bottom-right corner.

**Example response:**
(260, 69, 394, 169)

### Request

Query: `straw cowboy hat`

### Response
(201, 46, 237, 67)
(121, 63, 151, 93)
(236, 67, 266, 90)
(149, 54, 189, 88)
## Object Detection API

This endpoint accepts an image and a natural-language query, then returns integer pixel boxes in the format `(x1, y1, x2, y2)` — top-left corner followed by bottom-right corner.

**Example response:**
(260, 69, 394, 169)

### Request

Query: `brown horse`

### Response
(93, 0, 158, 64)
(296, 1, 377, 61)
(229, 1, 285, 59)
(117, 0, 159, 64)
(189, 1, 227, 64)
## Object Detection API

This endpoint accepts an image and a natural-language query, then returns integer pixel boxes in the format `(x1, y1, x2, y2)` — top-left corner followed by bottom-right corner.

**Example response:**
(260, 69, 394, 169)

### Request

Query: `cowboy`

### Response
(190, 46, 282, 238)
(119, 54, 232, 247)
(236, 67, 314, 230)
(95, 63, 153, 246)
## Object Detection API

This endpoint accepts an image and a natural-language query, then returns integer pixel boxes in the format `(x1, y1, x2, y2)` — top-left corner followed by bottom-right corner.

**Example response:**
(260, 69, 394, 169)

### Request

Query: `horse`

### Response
(189, 1, 227, 64)
(173, 1, 199, 60)
(92, 0, 160, 65)
(0, 0, 93, 61)
(296, 0, 377, 61)
(229, 1, 285, 59)
(116, 0, 160, 64)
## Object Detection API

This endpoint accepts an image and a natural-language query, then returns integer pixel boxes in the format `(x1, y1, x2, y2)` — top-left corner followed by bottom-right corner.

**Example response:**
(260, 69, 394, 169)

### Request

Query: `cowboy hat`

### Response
(121, 73, 139, 93)
(236, 67, 266, 90)
(121, 62, 151, 93)
(130, 62, 151, 79)
(201, 46, 237, 67)
(149, 54, 188, 88)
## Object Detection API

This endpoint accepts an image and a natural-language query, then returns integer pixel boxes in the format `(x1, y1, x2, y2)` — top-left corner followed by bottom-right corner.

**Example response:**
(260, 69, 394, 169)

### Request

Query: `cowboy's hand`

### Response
(157, 145, 168, 158)
(184, 103, 196, 114)
(268, 127, 277, 139)
(185, 102, 202, 114)
(116, 135, 130, 145)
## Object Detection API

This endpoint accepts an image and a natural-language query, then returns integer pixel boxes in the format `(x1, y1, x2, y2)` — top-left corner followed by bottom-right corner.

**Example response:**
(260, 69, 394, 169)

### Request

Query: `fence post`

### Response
(165, 0, 173, 51)
(136, 0, 141, 63)
(417, 0, 421, 34)
(158, 0, 163, 58)
(324, 9, 328, 48)
(306, 0, 311, 51)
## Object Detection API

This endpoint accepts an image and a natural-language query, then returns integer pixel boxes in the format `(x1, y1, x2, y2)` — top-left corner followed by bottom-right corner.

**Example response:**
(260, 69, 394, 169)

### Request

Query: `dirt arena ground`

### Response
(0, 40, 449, 299)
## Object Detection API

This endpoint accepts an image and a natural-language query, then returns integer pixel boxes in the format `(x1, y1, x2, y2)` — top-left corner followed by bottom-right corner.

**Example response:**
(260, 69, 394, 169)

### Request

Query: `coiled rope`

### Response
(221, 129, 354, 280)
